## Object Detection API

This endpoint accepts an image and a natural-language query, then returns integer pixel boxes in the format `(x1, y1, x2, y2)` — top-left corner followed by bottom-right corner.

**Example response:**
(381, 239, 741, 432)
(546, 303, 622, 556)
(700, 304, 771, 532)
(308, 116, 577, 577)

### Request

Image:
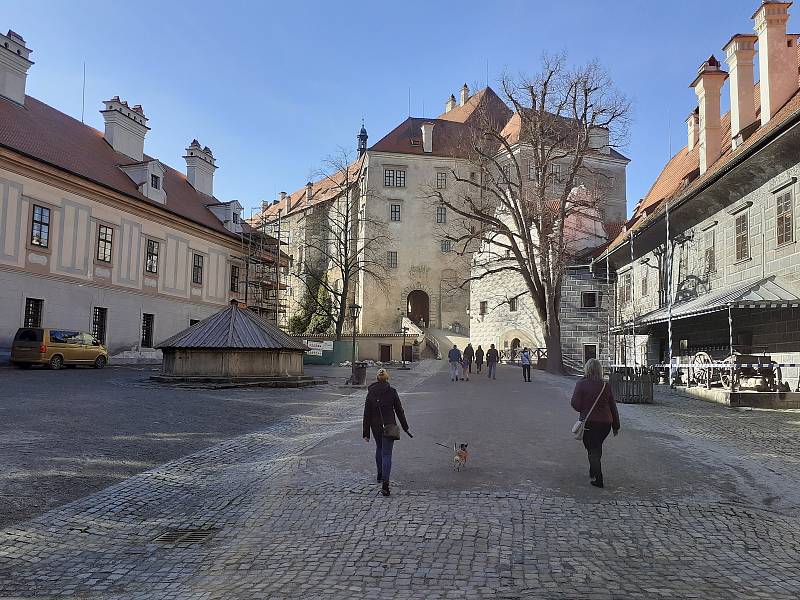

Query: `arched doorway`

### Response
(407, 290, 430, 327)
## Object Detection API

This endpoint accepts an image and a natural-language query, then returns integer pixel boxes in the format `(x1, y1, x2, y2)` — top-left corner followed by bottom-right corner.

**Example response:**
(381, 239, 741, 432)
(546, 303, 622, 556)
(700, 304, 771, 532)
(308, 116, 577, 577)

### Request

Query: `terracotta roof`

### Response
(436, 87, 512, 125)
(607, 46, 800, 253)
(157, 302, 307, 350)
(369, 117, 479, 158)
(0, 95, 250, 240)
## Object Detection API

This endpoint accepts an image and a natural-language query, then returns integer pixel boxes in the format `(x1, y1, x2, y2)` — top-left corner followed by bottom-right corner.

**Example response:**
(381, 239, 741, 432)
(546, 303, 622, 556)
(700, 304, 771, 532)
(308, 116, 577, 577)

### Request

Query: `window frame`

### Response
(383, 169, 406, 188)
(440, 240, 452, 253)
(436, 172, 447, 189)
(583, 344, 598, 364)
(509, 297, 518, 312)
(387, 250, 398, 269)
(145, 239, 159, 274)
(150, 174, 161, 190)
(30, 204, 51, 249)
(96, 224, 114, 264)
(390, 203, 401, 222)
(581, 291, 599, 309)
(735, 213, 750, 262)
(436, 205, 447, 224)
(479, 301, 488, 316)
(23, 297, 43, 328)
(192, 253, 204, 286)
(776, 189, 794, 246)
(141, 313, 155, 348)
(704, 229, 716, 274)
(91, 306, 108, 344)
(230, 264, 240, 293)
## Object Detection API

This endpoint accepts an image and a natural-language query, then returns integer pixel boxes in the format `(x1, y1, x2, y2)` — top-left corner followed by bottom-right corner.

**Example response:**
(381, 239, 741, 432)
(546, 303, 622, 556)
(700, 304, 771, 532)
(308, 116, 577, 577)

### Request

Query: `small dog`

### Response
(453, 443, 469, 471)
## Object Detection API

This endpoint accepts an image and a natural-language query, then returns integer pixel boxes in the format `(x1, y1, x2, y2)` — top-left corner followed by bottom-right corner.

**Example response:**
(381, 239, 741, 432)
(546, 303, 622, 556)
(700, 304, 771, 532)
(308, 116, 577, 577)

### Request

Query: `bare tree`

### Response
(431, 54, 631, 373)
(296, 149, 391, 340)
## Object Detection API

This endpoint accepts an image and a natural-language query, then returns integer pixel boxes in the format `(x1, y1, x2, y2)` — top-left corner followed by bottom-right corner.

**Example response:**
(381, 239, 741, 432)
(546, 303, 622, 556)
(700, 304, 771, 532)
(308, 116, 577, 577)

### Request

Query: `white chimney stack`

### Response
(686, 108, 700, 151)
(460, 83, 470, 107)
(724, 34, 758, 148)
(183, 139, 217, 196)
(0, 30, 33, 105)
(421, 122, 435, 153)
(445, 94, 456, 113)
(101, 97, 149, 161)
(753, 1, 798, 124)
(690, 56, 728, 174)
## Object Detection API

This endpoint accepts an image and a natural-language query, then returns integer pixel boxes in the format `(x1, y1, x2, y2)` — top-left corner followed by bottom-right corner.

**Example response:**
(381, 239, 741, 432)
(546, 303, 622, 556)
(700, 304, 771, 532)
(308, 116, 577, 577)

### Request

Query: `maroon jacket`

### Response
(571, 378, 620, 430)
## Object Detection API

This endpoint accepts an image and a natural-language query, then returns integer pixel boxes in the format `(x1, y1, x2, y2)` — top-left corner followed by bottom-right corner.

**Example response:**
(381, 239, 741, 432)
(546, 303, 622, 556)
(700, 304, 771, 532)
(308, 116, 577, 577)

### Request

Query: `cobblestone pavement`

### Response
(1, 362, 800, 598)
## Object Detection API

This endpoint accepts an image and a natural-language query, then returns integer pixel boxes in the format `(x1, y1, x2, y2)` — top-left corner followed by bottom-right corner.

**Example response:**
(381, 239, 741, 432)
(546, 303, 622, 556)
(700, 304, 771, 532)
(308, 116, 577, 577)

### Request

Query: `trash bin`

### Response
(351, 361, 368, 385)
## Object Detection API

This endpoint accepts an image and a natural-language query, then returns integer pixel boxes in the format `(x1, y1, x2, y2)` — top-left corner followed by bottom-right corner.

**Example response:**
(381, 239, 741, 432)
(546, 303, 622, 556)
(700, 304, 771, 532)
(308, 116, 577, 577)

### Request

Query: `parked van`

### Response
(11, 328, 108, 369)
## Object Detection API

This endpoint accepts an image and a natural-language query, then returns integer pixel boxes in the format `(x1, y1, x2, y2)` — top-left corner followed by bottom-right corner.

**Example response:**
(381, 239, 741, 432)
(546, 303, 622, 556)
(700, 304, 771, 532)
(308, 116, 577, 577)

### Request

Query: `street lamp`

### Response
(400, 325, 410, 369)
(349, 304, 362, 384)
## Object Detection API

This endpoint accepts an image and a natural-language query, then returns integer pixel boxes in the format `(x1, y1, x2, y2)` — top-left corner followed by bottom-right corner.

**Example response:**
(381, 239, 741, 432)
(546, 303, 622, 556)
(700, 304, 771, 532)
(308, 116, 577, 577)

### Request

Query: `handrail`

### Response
(425, 334, 442, 360)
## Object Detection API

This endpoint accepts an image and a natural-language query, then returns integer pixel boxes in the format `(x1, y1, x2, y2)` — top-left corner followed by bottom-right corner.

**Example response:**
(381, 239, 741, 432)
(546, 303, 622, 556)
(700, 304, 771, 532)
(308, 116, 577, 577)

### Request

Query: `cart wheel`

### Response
(720, 355, 736, 390)
(690, 352, 712, 386)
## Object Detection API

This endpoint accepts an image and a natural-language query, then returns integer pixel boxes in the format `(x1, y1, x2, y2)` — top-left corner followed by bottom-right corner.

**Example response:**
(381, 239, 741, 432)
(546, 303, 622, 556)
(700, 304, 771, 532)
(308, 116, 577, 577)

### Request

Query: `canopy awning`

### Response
(621, 276, 800, 328)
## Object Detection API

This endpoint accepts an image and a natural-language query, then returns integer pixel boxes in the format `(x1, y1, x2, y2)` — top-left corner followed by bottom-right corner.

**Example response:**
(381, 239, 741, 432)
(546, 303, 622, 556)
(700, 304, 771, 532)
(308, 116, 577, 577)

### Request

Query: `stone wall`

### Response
(559, 267, 614, 373)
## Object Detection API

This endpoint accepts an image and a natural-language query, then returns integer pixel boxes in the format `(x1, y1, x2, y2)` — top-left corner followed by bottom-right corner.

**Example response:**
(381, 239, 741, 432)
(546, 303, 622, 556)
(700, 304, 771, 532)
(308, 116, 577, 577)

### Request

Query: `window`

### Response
(678, 244, 688, 276)
(436, 172, 447, 189)
(384, 169, 406, 187)
(150, 174, 160, 190)
(528, 161, 538, 182)
(549, 164, 562, 184)
(509, 297, 518, 312)
(583, 344, 598, 364)
(441, 240, 451, 253)
(704, 229, 715, 273)
(641, 270, 649, 297)
(145, 239, 159, 274)
(436, 206, 447, 224)
(233, 212, 240, 224)
(735, 213, 749, 261)
(581, 291, 599, 308)
(777, 190, 793, 246)
(230, 265, 240, 292)
(479, 301, 488, 316)
(192, 254, 204, 285)
(619, 273, 632, 305)
(501, 164, 512, 180)
(96, 225, 113, 263)
(390, 204, 401, 222)
(30, 205, 50, 248)
(387, 251, 398, 268)
(23, 298, 43, 328)
(141, 313, 154, 348)
(91, 307, 107, 344)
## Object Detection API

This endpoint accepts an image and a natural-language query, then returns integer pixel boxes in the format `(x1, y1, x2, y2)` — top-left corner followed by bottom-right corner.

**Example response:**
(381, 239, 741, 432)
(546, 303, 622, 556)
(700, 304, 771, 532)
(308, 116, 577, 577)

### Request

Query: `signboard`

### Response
(305, 340, 334, 351)
(306, 349, 323, 357)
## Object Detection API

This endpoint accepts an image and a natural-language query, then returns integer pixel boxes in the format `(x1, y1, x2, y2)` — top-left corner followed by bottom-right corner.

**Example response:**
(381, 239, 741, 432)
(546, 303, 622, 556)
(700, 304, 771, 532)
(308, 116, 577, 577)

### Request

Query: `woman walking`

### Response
(570, 358, 620, 488)
(363, 368, 410, 496)
(475, 345, 484, 373)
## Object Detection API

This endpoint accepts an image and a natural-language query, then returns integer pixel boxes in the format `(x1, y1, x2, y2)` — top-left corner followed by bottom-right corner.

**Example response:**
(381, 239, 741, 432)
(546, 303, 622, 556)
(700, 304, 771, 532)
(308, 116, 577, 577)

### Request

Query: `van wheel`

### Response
(49, 355, 64, 370)
(94, 355, 107, 369)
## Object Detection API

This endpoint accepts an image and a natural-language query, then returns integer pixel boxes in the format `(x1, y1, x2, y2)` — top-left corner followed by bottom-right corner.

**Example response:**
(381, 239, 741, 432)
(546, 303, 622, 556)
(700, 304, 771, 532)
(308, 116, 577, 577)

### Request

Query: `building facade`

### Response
(0, 29, 277, 357)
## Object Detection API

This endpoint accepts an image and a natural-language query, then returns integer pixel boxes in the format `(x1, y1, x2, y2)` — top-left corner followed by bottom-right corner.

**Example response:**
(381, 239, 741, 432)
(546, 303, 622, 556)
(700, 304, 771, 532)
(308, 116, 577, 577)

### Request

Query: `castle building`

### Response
(0, 29, 279, 358)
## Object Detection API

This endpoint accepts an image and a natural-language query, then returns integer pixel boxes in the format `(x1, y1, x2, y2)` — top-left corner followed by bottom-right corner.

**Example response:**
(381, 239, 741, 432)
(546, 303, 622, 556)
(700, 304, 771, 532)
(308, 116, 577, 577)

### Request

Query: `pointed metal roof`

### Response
(157, 302, 308, 350)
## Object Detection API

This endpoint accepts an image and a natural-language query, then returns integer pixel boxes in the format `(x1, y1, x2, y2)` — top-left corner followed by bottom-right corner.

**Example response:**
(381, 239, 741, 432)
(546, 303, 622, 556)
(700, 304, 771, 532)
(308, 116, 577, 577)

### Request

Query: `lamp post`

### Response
(349, 303, 362, 384)
(400, 325, 410, 370)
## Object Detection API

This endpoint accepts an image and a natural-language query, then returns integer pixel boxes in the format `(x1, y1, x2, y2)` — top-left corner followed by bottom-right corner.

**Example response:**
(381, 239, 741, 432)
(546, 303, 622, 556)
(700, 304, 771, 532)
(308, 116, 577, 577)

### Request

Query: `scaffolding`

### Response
(240, 206, 289, 327)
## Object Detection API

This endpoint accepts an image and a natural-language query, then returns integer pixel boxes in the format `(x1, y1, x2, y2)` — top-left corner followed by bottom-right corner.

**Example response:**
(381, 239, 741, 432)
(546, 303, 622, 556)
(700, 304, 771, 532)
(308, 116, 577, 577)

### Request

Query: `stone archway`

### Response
(407, 290, 430, 327)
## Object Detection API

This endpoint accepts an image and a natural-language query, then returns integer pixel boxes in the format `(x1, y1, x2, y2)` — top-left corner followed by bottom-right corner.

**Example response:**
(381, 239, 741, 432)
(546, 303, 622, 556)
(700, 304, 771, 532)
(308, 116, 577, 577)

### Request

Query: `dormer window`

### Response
(233, 212, 240, 224)
(151, 174, 160, 190)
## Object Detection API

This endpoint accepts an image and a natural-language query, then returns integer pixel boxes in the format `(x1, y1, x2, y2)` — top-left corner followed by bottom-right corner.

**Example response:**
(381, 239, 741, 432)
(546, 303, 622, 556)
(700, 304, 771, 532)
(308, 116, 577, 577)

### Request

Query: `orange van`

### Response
(11, 328, 109, 369)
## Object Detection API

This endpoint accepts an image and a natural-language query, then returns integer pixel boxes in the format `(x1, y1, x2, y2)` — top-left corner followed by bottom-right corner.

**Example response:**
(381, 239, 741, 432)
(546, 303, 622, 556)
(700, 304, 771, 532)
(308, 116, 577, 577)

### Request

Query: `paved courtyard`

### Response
(1, 360, 800, 598)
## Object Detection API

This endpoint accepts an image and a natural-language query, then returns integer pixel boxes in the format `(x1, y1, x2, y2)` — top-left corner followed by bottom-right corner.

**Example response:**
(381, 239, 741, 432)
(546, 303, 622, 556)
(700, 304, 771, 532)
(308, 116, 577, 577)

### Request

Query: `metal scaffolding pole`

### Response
(606, 254, 611, 365)
(630, 231, 636, 368)
(666, 200, 674, 386)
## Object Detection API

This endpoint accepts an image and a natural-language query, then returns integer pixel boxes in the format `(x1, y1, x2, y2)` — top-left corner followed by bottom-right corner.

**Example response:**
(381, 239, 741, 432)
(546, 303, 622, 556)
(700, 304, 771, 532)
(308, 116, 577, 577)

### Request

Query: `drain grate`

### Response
(152, 528, 218, 544)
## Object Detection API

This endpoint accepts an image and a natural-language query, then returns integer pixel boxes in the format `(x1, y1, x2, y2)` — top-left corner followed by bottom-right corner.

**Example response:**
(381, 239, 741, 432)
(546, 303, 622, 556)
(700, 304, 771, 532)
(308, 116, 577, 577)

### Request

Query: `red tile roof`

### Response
(0, 95, 248, 240)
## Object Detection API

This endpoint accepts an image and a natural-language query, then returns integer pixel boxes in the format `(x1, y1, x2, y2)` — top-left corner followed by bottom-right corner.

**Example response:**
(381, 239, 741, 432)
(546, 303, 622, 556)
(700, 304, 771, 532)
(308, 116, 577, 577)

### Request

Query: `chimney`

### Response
(305, 182, 313, 205)
(460, 83, 470, 107)
(724, 34, 758, 147)
(753, 1, 798, 124)
(690, 56, 728, 174)
(445, 94, 456, 113)
(101, 97, 149, 161)
(0, 30, 33, 105)
(686, 108, 700, 151)
(183, 139, 217, 196)
(420, 122, 435, 153)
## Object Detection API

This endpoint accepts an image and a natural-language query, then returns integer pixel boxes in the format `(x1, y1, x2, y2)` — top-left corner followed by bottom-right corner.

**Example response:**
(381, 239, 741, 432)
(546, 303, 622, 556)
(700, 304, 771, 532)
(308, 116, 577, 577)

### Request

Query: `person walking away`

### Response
(486, 344, 499, 380)
(363, 369, 411, 496)
(475, 345, 484, 373)
(447, 344, 462, 382)
(570, 358, 620, 488)
(463, 343, 475, 374)
(520, 347, 532, 382)
(461, 355, 470, 381)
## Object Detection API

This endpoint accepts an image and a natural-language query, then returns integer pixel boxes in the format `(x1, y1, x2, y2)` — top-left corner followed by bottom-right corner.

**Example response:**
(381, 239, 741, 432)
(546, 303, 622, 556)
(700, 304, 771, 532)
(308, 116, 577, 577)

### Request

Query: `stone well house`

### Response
(0, 29, 279, 356)
(604, 1, 800, 381)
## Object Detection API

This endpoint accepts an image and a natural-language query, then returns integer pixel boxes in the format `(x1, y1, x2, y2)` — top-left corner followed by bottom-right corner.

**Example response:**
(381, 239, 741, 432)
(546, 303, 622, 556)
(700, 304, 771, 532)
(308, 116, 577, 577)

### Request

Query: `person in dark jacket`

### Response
(475, 345, 484, 373)
(363, 368, 410, 496)
(463, 343, 475, 374)
(485, 344, 499, 379)
(570, 358, 620, 488)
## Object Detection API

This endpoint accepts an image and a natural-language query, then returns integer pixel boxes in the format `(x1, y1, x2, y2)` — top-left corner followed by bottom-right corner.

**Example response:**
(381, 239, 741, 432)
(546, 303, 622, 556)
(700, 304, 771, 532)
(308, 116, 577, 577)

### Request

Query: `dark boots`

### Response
(381, 480, 390, 496)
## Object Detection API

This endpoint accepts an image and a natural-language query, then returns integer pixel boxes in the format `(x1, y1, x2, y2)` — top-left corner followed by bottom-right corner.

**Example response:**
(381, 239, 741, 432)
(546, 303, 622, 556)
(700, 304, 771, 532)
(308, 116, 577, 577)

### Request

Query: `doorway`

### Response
(379, 344, 392, 362)
(407, 290, 430, 327)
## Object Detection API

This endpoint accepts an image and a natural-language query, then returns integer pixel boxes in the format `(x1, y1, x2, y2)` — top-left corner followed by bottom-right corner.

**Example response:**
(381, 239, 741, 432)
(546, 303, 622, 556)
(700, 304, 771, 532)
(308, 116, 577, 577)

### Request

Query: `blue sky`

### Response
(5, 0, 766, 216)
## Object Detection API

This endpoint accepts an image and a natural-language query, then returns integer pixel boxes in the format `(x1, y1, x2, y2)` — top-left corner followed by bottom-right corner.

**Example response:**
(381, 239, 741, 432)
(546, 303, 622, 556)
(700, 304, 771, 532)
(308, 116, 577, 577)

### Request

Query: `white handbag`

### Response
(572, 382, 605, 440)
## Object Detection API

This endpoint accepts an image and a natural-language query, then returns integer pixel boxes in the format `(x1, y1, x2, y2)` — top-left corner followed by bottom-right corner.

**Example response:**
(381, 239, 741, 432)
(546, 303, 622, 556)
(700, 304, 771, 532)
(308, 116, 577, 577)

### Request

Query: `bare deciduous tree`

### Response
(431, 55, 631, 373)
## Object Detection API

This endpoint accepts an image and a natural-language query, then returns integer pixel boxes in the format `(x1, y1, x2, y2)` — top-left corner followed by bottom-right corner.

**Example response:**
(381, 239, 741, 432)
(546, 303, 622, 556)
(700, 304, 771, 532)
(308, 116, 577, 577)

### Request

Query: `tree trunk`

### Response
(544, 311, 564, 374)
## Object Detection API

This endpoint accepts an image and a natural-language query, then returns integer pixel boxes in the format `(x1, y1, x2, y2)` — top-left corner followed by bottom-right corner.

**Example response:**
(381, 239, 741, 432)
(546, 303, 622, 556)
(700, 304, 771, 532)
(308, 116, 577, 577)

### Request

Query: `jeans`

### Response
(476, 361, 483, 373)
(487, 363, 496, 379)
(522, 364, 531, 381)
(582, 423, 612, 481)
(373, 427, 395, 481)
(450, 361, 461, 380)
(467, 360, 473, 373)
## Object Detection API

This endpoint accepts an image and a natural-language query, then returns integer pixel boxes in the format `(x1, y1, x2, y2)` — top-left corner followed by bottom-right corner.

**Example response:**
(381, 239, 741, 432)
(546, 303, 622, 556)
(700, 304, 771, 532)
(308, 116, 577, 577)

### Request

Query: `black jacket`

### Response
(463, 345, 475, 361)
(475, 348, 484, 362)
(362, 381, 410, 439)
(486, 348, 499, 364)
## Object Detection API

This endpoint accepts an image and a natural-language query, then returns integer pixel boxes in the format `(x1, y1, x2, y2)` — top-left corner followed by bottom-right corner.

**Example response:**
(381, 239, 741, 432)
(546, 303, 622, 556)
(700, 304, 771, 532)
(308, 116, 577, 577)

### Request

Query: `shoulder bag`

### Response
(377, 396, 401, 440)
(571, 382, 605, 440)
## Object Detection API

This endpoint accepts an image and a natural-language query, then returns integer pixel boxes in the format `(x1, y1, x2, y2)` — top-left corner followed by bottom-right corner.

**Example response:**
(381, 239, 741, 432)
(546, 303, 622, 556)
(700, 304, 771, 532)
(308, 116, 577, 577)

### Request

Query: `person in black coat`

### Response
(363, 368, 410, 496)
(475, 345, 485, 373)
(463, 343, 475, 374)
